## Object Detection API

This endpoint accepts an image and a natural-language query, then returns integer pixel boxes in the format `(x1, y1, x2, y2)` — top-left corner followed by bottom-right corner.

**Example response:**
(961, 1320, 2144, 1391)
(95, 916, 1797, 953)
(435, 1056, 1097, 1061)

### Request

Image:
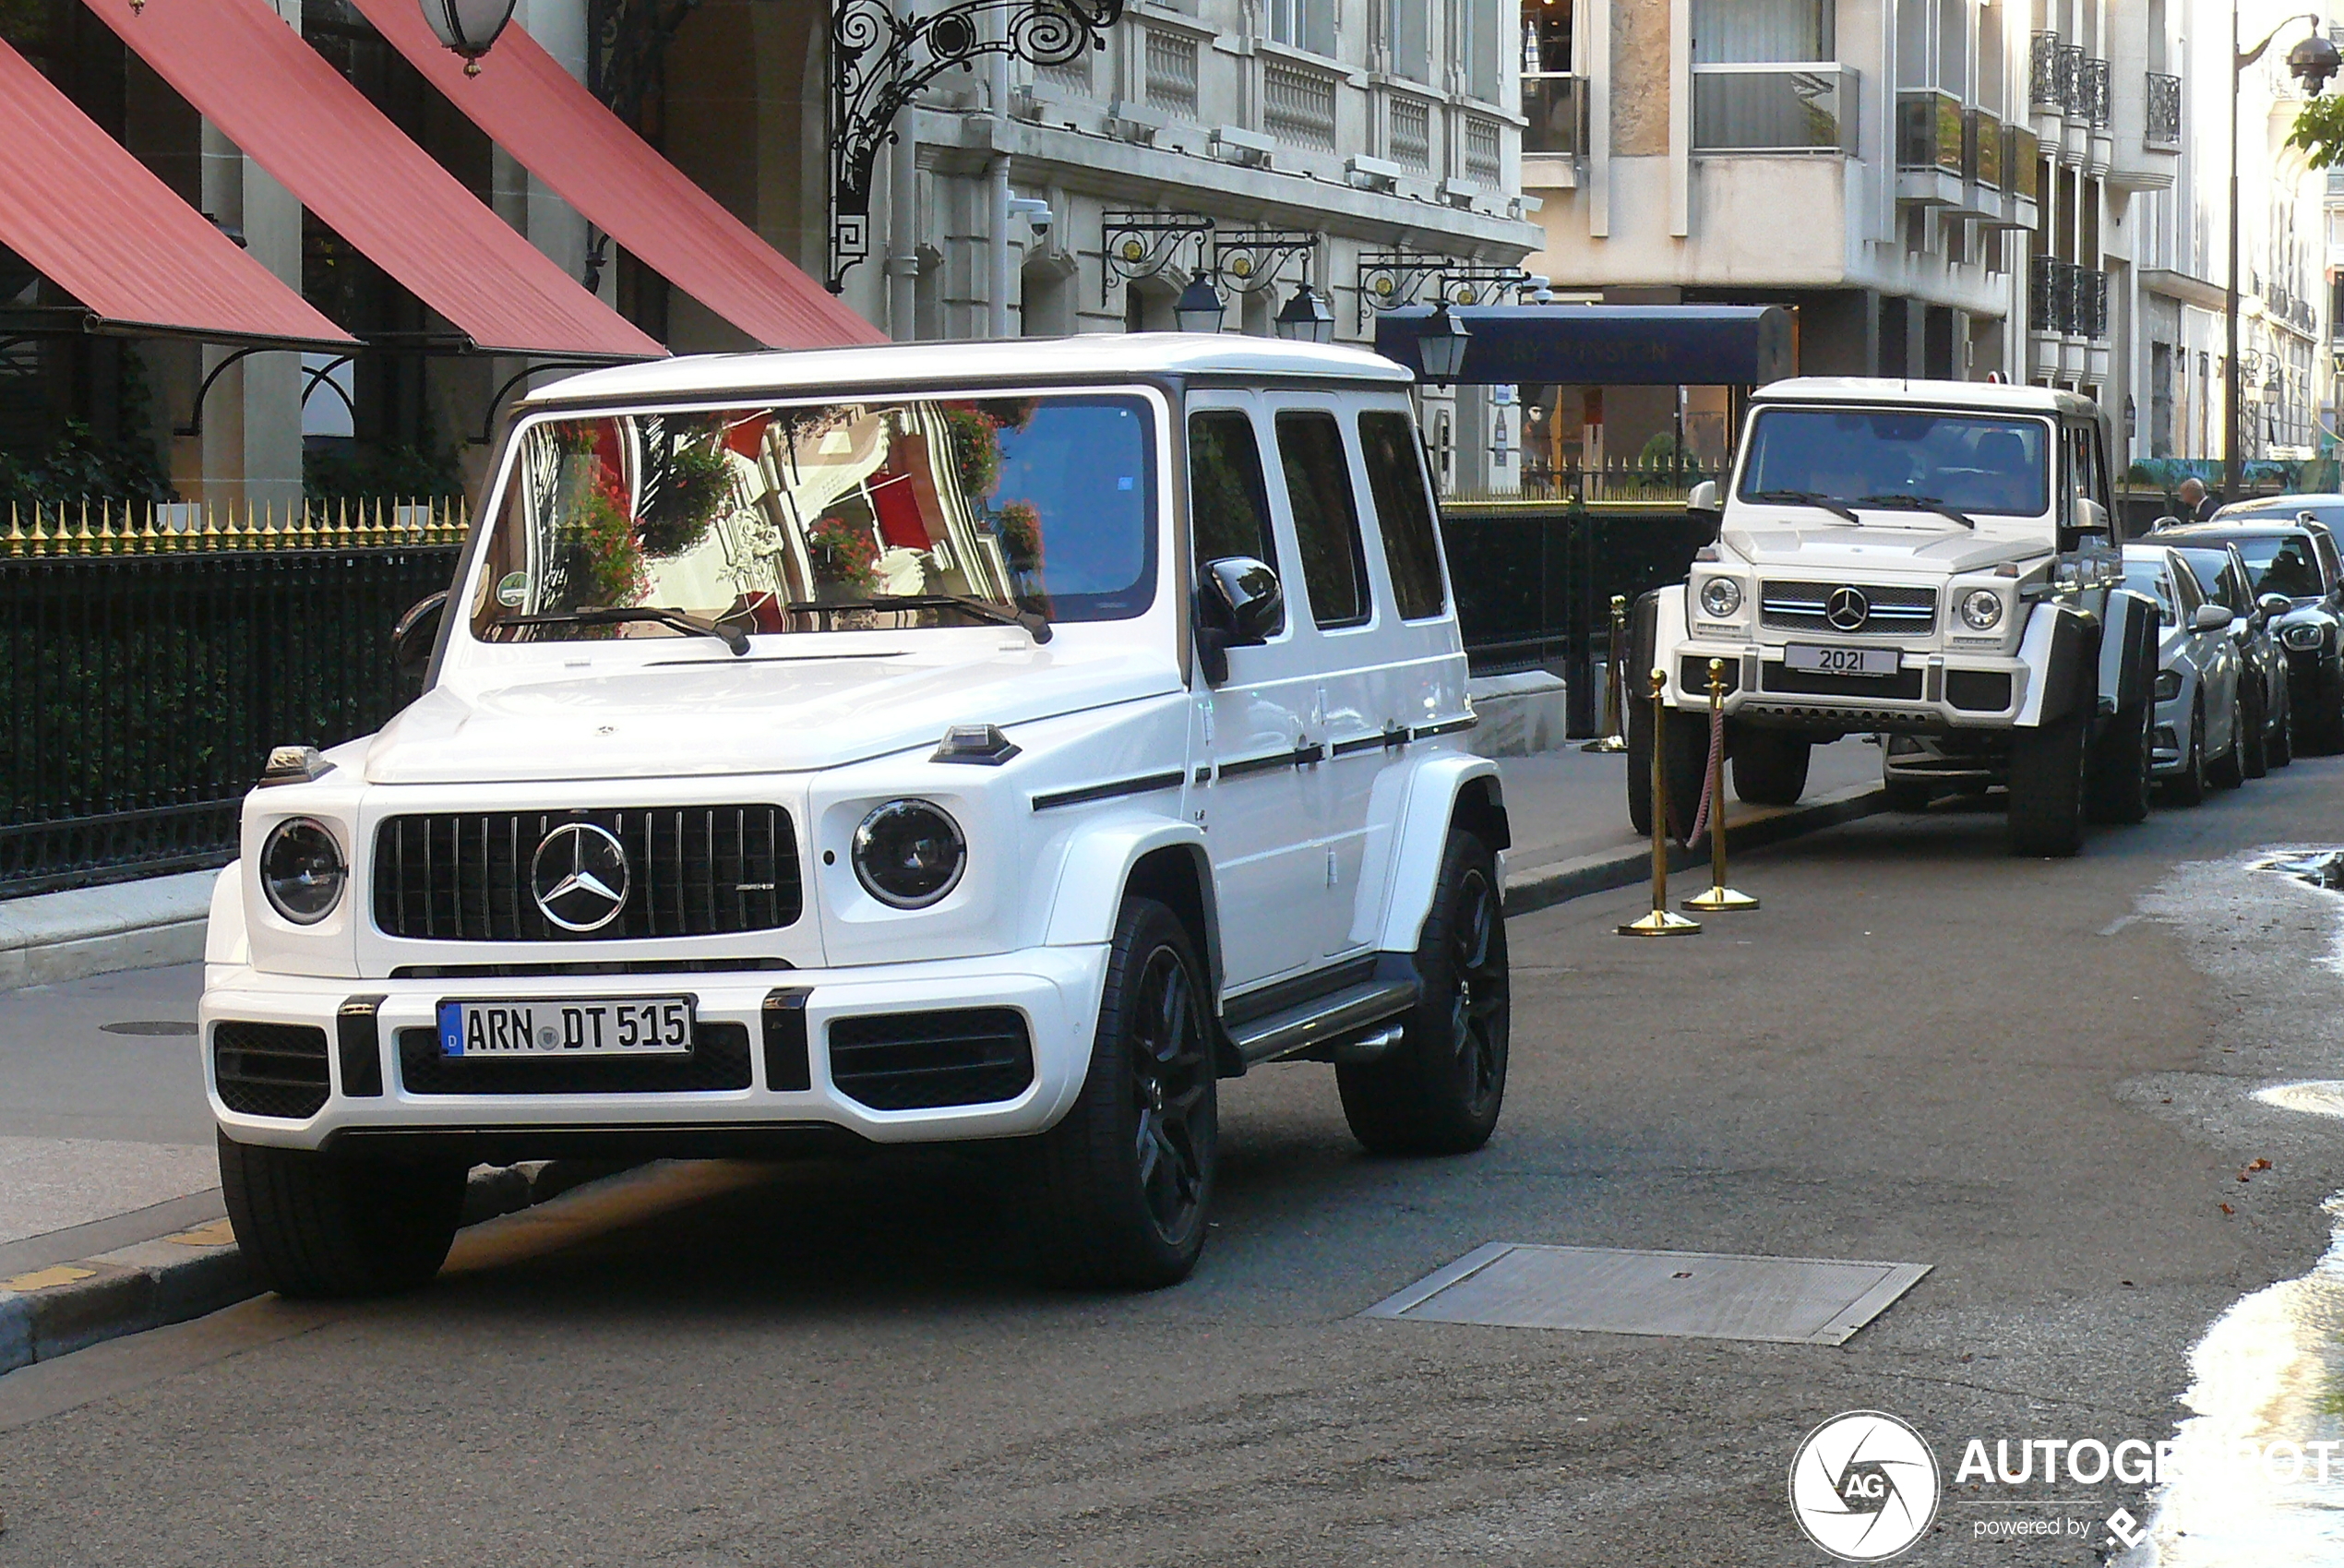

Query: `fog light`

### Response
(2155, 669, 2183, 701)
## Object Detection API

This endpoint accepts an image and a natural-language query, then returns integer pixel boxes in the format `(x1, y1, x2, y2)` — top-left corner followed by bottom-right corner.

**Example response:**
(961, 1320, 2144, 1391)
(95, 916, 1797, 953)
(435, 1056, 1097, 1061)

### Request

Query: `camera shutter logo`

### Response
(531, 822, 630, 932)
(1788, 1410, 1940, 1562)
(1826, 585, 1872, 631)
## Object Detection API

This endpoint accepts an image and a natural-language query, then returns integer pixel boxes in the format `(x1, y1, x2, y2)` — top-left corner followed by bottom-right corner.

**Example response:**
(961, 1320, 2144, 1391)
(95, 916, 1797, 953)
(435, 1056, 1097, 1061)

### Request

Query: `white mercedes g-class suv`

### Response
(201, 337, 1512, 1296)
(1632, 378, 2158, 856)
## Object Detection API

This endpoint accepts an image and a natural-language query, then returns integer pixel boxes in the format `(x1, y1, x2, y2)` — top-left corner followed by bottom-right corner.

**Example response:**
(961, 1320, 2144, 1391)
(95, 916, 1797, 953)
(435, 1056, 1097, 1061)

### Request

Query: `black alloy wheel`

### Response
(1338, 830, 1511, 1155)
(1028, 897, 1217, 1289)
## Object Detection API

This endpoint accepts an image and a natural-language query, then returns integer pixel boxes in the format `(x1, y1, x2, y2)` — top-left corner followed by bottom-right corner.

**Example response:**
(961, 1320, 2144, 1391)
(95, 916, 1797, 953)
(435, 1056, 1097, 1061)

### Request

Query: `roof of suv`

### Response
(1751, 377, 2097, 417)
(2148, 517, 2320, 540)
(2212, 494, 2344, 519)
(522, 335, 1416, 409)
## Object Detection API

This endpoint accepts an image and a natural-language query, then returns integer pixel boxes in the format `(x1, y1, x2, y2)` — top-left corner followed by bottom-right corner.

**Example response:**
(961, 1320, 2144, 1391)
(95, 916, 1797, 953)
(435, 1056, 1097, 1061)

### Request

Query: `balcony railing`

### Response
(2081, 56, 2111, 128)
(1691, 63, 1860, 153)
(2029, 257, 2110, 340)
(2059, 44, 2087, 116)
(1896, 89, 1967, 175)
(2146, 72, 2183, 150)
(1523, 73, 1586, 156)
(2005, 124, 2041, 200)
(2030, 32, 2062, 112)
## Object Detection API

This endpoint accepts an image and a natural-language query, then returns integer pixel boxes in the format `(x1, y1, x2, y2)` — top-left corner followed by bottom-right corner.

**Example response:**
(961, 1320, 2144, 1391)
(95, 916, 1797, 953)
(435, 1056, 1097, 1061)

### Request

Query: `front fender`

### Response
(1042, 813, 1217, 971)
(2099, 587, 2159, 716)
(205, 861, 247, 973)
(2015, 603, 2094, 726)
(1375, 756, 1504, 952)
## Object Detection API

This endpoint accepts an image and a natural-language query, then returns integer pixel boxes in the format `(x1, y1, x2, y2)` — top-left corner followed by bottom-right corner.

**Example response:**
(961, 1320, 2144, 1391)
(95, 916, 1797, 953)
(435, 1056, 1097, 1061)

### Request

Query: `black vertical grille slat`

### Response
(372, 807, 800, 941)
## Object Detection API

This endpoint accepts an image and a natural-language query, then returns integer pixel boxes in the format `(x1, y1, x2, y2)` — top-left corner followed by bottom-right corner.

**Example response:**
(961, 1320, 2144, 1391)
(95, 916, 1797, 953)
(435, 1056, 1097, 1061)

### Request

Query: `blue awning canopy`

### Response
(1373, 304, 1796, 387)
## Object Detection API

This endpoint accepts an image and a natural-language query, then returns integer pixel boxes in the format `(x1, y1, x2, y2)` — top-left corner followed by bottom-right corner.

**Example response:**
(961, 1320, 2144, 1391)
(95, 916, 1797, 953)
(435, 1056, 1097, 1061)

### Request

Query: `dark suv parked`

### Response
(2147, 509, 2344, 750)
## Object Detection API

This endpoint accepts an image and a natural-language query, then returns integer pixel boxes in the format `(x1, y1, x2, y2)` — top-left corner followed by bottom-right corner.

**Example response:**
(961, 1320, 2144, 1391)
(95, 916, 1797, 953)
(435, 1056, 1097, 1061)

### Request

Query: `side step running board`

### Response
(1230, 979, 1417, 1065)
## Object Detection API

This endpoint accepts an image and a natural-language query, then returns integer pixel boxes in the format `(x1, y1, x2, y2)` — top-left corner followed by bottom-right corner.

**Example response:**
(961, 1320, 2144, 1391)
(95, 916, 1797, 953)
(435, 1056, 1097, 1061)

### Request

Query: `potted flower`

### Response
(807, 513, 880, 601)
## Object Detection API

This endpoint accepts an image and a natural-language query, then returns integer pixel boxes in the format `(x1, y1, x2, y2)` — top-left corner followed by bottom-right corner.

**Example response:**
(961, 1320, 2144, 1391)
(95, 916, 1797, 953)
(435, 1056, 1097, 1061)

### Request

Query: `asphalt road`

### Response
(4, 760, 2342, 1567)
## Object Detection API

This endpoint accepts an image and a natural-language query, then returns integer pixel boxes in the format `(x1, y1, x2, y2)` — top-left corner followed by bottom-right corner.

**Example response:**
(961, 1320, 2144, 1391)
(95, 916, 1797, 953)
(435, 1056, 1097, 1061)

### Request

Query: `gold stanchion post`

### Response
(1683, 657, 1759, 913)
(1618, 668, 1702, 937)
(1582, 594, 1630, 753)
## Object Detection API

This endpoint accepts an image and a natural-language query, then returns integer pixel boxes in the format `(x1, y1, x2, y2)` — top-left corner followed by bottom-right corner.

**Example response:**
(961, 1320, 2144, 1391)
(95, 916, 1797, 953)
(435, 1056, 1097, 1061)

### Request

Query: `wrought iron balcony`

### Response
(2030, 31, 2062, 112)
(2081, 57, 2111, 128)
(2029, 257, 2110, 341)
(2059, 44, 2086, 117)
(2145, 72, 2183, 150)
(1691, 63, 1860, 153)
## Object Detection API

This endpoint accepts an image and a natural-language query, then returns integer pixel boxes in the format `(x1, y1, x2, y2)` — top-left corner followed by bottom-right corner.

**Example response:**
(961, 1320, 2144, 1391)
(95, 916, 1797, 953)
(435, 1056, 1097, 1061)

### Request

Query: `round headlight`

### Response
(259, 817, 346, 925)
(852, 800, 966, 908)
(1698, 577, 1743, 619)
(2282, 621, 2326, 651)
(1960, 588, 2004, 630)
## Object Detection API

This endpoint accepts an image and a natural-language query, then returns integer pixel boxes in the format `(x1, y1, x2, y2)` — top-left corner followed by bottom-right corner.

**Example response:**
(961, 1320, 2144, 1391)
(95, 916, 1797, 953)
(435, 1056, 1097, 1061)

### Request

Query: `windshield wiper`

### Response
(786, 593, 1052, 644)
(1855, 494, 1977, 529)
(1745, 489, 1862, 525)
(497, 605, 749, 655)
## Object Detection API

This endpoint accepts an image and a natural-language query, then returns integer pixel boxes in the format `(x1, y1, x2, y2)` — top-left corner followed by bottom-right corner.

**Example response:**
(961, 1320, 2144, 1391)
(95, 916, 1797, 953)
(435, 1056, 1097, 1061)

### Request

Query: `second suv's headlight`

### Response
(2282, 621, 2328, 651)
(2155, 669, 2183, 700)
(852, 800, 966, 908)
(1959, 589, 2004, 630)
(1698, 577, 1744, 619)
(259, 817, 346, 925)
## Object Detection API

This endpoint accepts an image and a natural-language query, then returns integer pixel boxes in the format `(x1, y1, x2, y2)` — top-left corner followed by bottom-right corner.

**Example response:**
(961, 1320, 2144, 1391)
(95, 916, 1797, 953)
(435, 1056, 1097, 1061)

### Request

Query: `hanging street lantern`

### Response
(421, 0, 519, 75)
(1273, 284, 1335, 344)
(1417, 301, 1472, 385)
(1174, 275, 1226, 334)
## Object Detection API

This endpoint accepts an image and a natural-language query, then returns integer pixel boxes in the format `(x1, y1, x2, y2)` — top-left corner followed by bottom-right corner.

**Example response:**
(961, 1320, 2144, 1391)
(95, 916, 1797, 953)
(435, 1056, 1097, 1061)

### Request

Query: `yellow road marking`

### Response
(3, 1265, 97, 1293)
(166, 1220, 238, 1248)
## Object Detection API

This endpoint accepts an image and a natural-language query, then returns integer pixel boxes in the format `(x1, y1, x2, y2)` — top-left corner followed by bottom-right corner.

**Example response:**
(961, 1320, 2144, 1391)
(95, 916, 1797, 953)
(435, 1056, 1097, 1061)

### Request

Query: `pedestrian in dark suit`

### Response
(2176, 477, 2219, 521)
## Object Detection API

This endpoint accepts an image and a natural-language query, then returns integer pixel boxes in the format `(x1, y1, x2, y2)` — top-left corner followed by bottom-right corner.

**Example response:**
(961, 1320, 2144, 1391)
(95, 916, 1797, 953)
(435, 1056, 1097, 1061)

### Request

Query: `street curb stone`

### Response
(1500, 783, 1889, 916)
(0, 868, 215, 991)
(0, 1159, 623, 1378)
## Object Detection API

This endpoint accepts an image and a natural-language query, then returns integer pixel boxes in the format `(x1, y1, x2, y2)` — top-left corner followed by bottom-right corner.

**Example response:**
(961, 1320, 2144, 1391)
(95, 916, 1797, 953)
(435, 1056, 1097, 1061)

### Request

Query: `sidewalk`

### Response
(0, 740, 1885, 1374)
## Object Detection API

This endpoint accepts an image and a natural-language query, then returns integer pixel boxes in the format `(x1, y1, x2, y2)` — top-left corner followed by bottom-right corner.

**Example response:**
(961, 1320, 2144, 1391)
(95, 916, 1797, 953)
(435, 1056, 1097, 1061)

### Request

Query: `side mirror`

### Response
(2259, 592, 2293, 619)
(2075, 497, 2110, 535)
(392, 590, 448, 679)
(2152, 514, 2183, 531)
(2193, 603, 2232, 632)
(1195, 557, 1283, 685)
(1686, 479, 1721, 517)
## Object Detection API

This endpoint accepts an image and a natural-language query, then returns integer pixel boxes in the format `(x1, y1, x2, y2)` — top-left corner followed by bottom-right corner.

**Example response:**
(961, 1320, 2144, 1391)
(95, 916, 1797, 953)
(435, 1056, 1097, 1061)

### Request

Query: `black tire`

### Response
(1029, 897, 1217, 1290)
(2084, 698, 2152, 825)
(2164, 700, 2207, 807)
(1625, 694, 1709, 840)
(218, 1131, 466, 1299)
(1883, 778, 1936, 813)
(1731, 728, 1812, 807)
(2241, 680, 2268, 780)
(2007, 714, 2087, 856)
(1338, 830, 1509, 1156)
(2270, 682, 2294, 767)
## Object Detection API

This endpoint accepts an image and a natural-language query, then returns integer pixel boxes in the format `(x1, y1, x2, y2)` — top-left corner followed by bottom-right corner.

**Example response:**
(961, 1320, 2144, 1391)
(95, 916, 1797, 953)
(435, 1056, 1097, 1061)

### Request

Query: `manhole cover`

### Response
(1363, 1243, 1931, 1346)
(100, 1021, 197, 1036)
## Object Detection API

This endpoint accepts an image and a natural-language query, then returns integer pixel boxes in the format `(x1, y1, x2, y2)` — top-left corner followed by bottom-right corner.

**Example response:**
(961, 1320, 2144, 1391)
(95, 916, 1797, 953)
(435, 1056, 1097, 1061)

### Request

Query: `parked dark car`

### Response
(2144, 512, 2344, 751)
(2145, 535, 2295, 772)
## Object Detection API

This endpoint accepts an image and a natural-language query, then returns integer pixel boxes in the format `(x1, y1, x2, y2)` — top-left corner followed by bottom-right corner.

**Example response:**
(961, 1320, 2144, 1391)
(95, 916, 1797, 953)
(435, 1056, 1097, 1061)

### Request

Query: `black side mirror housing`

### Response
(392, 590, 448, 680)
(1195, 557, 1284, 686)
(2258, 592, 2293, 620)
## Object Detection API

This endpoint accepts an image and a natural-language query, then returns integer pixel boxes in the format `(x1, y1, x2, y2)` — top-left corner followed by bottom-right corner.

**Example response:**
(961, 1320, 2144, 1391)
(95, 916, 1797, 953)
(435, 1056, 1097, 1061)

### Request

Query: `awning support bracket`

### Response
(472, 360, 626, 444)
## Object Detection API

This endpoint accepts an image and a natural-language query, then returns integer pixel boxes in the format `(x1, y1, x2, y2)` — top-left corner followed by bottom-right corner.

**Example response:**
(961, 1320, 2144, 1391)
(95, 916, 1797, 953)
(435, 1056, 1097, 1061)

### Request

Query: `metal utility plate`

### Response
(1362, 1243, 1931, 1346)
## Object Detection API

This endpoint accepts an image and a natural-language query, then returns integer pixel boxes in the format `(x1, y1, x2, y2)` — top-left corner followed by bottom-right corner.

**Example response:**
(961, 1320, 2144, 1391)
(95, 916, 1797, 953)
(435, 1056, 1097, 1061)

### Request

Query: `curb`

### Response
(0, 1159, 623, 1377)
(1501, 783, 1890, 917)
(0, 869, 216, 991)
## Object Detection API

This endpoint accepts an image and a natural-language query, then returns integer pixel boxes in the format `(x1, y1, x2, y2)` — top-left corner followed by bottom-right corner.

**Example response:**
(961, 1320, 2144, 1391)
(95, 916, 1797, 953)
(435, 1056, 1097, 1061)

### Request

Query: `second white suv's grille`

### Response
(1760, 581, 1937, 635)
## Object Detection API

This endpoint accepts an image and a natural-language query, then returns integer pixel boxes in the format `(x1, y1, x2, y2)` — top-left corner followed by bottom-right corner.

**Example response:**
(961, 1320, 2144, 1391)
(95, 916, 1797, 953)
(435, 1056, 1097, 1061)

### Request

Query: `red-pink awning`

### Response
(346, 0, 883, 350)
(81, 0, 662, 360)
(0, 38, 353, 348)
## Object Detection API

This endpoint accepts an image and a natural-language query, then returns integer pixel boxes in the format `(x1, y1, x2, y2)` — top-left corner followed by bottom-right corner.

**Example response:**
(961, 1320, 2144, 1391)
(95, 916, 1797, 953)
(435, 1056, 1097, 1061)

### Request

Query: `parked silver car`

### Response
(2149, 536, 2294, 773)
(2123, 545, 2244, 805)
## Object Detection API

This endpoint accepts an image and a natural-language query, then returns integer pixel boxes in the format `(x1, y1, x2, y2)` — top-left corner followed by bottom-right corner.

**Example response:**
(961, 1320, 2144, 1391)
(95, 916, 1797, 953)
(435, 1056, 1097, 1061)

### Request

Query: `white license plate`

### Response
(1783, 643, 1901, 678)
(437, 997, 695, 1059)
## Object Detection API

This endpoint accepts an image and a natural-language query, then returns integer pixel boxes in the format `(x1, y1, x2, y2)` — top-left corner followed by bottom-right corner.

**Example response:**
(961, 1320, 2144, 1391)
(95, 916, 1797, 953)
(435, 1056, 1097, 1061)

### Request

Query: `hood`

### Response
(365, 644, 1181, 784)
(1722, 516, 2053, 578)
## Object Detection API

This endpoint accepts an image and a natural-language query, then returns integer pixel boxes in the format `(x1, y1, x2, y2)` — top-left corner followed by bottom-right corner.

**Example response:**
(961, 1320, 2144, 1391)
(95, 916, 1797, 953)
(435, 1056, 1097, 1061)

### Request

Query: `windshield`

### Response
(471, 393, 1156, 643)
(1737, 409, 2050, 517)
(2217, 533, 2325, 599)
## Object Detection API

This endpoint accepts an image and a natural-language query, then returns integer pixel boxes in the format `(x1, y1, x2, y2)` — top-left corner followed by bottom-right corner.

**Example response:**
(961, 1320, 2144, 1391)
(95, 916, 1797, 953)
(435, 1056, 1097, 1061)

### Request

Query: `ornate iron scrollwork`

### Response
(831, 0, 1121, 292)
(1431, 267, 1531, 308)
(1354, 249, 1447, 330)
(1100, 210, 1214, 305)
(1212, 230, 1320, 295)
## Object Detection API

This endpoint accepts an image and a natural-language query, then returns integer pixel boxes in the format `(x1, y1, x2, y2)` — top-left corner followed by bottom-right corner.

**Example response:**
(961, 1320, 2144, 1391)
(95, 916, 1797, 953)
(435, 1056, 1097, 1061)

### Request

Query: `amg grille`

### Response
(214, 1021, 331, 1119)
(373, 807, 800, 942)
(1760, 581, 1937, 635)
(394, 1023, 753, 1094)
(829, 1009, 1034, 1111)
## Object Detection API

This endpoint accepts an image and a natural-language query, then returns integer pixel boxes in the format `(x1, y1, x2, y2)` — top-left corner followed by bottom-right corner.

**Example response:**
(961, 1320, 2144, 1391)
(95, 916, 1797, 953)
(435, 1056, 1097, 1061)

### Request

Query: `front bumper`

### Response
(201, 946, 1110, 1154)
(1668, 640, 2030, 733)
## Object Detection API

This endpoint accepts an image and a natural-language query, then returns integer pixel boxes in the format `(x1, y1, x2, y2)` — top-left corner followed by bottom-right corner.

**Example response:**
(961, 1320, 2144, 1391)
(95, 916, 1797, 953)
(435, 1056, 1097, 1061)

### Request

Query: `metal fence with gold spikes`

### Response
(4, 497, 470, 896)
(3, 496, 471, 558)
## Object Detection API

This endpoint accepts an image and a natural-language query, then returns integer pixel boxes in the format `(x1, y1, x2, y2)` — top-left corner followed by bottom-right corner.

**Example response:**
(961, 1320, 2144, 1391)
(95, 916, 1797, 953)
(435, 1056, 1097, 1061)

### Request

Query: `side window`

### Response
(1359, 411, 1448, 620)
(2313, 530, 2342, 592)
(1276, 410, 1371, 628)
(1188, 411, 1283, 635)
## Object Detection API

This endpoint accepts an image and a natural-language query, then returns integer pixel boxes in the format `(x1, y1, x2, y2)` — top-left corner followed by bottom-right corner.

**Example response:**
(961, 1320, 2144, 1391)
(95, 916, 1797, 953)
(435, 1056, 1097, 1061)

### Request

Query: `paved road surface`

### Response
(2, 760, 2339, 1565)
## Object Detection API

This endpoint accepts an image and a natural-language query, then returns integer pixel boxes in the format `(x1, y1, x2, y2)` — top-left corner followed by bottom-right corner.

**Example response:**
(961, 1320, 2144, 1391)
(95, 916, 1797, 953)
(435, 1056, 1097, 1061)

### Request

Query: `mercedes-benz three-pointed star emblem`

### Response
(1825, 585, 1871, 632)
(531, 821, 629, 932)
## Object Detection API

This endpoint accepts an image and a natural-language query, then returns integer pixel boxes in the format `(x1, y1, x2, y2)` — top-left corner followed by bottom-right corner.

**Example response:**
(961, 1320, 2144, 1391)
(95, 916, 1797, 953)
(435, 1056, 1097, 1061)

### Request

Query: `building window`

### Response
(1465, 0, 1505, 102)
(1521, 0, 1582, 155)
(1268, 0, 1335, 57)
(1388, 0, 1430, 81)
(1691, 0, 1831, 63)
